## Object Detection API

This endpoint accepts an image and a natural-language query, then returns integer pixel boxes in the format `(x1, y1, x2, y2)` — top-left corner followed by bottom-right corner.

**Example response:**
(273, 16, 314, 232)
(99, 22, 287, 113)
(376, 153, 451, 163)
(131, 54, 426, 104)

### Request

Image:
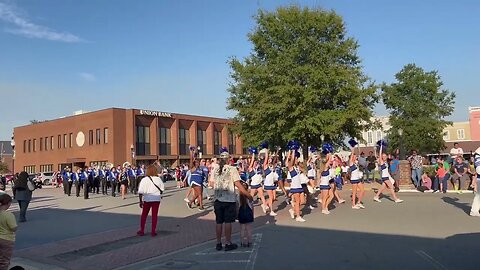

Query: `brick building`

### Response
(13, 108, 244, 173)
(0, 141, 14, 174)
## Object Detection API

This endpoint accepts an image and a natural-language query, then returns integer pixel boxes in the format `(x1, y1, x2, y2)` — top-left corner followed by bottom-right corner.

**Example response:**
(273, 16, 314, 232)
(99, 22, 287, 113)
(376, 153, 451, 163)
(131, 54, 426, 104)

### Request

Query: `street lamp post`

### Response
(398, 129, 405, 160)
(130, 144, 135, 166)
(10, 137, 15, 174)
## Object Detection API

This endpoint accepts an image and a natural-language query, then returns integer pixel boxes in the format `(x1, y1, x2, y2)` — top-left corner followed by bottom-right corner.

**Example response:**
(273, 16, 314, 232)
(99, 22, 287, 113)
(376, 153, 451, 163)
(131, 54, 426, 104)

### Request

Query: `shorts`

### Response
(264, 185, 276, 190)
(250, 184, 262, 189)
(308, 176, 315, 180)
(214, 200, 237, 224)
(290, 188, 304, 194)
(381, 177, 390, 183)
(319, 185, 331, 190)
(190, 181, 202, 187)
(350, 179, 361, 184)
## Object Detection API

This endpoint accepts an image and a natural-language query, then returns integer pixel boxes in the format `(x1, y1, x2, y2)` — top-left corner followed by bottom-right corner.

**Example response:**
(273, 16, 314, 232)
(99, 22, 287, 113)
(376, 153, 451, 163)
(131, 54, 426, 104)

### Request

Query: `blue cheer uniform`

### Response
(263, 167, 276, 190)
(189, 168, 204, 187)
(289, 168, 303, 193)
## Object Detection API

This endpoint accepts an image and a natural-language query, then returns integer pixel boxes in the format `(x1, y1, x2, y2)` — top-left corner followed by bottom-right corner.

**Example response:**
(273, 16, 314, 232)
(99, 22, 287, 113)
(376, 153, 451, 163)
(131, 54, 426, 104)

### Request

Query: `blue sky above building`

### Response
(0, 0, 479, 139)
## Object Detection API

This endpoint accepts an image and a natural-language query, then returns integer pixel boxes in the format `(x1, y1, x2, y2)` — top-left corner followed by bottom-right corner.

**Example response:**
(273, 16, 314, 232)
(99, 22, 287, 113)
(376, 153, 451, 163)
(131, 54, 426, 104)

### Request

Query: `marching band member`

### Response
(128, 165, 137, 195)
(109, 167, 119, 197)
(98, 166, 106, 195)
(80, 168, 89, 200)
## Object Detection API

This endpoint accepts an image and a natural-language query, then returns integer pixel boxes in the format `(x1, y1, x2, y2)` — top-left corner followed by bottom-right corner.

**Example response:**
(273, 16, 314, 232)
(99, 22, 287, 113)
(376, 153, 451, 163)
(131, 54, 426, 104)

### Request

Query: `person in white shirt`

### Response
(137, 165, 165, 237)
(450, 143, 464, 163)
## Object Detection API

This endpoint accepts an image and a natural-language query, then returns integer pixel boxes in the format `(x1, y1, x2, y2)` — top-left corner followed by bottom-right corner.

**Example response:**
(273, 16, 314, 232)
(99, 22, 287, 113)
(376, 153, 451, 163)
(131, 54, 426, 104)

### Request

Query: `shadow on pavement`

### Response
(442, 197, 471, 215)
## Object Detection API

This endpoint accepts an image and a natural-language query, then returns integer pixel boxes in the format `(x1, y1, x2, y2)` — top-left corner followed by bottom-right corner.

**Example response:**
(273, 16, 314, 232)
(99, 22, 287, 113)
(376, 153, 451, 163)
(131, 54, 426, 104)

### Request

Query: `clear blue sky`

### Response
(1, 0, 479, 140)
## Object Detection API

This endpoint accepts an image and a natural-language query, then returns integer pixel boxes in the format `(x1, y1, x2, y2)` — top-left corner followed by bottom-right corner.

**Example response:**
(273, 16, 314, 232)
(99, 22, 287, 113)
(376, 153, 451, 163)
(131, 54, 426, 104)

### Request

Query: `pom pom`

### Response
(248, 146, 258, 154)
(294, 151, 301, 158)
(220, 146, 228, 154)
(288, 140, 301, 150)
(348, 138, 358, 148)
(322, 143, 334, 154)
(309, 146, 317, 153)
(376, 140, 388, 147)
(259, 141, 269, 149)
(189, 145, 196, 152)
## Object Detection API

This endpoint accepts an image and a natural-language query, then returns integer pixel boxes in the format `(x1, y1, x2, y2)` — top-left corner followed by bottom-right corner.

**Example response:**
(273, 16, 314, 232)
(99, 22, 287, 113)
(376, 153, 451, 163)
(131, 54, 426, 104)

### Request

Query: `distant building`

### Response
(442, 121, 471, 142)
(0, 141, 14, 174)
(359, 116, 391, 147)
(13, 108, 243, 174)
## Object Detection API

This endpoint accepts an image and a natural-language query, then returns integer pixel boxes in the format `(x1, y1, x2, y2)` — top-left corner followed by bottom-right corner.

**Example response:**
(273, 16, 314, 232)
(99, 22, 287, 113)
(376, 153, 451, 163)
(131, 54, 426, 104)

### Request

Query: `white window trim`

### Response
(457, 129, 465, 140)
(443, 130, 450, 141)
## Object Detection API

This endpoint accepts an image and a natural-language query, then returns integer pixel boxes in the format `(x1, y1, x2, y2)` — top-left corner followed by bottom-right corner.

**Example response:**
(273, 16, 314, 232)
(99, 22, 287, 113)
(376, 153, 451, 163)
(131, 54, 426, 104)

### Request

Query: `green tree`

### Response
(0, 162, 8, 174)
(382, 64, 455, 155)
(227, 6, 377, 154)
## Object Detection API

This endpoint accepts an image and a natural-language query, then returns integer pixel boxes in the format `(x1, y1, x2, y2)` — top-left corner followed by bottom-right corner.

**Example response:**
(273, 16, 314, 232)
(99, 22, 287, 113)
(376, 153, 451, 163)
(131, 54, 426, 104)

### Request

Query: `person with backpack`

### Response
(12, 171, 33, 222)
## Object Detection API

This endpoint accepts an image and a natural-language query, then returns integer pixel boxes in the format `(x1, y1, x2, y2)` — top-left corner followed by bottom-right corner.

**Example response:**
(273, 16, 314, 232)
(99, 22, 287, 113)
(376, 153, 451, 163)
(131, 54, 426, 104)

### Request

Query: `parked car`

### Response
(36, 172, 55, 185)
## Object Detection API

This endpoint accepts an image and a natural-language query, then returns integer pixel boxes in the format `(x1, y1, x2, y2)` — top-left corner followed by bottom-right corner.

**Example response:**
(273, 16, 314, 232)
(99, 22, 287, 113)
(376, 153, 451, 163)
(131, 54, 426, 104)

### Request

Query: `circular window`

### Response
(76, 132, 85, 147)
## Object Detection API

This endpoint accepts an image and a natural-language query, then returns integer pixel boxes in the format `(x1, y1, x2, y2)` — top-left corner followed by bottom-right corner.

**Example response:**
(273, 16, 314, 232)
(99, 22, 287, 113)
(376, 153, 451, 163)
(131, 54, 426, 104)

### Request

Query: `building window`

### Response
(63, 134, 67, 148)
(24, 165, 36, 174)
(104, 128, 108, 144)
(159, 127, 171, 155)
(40, 164, 53, 172)
(69, 133, 73, 148)
(89, 130, 93, 145)
(457, 129, 465, 140)
(367, 131, 373, 144)
(136, 126, 150, 156)
(33, 139, 36, 152)
(197, 128, 207, 155)
(376, 131, 382, 141)
(443, 131, 450, 141)
(214, 130, 221, 155)
(179, 128, 190, 155)
(50, 136, 54, 150)
(95, 129, 101, 144)
(58, 135, 61, 149)
(44, 137, 48, 151)
(40, 138, 43, 151)
(23, 140, 26, 153)
(228, 132, 235, 154)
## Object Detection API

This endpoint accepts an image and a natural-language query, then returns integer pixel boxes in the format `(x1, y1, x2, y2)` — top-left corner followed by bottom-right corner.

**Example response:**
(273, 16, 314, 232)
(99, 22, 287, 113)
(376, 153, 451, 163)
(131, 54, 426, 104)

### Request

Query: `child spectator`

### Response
(0, 193, 17, 270)
(238, 182, 254, 247)
(420, 172, 432, 192)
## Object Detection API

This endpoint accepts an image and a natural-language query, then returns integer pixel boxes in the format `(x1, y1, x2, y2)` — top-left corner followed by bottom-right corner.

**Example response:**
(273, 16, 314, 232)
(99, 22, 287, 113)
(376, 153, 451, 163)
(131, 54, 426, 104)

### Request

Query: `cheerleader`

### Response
(287, 150, 306, 222)
(307, 155, 317, 192)
(263, 151, 278, 216)
(299, 162, 315, 210)
(373, 147, 403, 203)
(319, 154, 334, 214)
(469, 148, 480, 217)
(186, 149, 206, 211)
(248, 153, 268, 213)
(349, 153, 365, 209)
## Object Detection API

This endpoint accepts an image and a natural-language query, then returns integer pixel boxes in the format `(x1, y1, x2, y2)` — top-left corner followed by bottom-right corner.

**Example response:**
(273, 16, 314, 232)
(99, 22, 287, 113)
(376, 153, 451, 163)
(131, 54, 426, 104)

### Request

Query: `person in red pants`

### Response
(137, 165, 165, 237)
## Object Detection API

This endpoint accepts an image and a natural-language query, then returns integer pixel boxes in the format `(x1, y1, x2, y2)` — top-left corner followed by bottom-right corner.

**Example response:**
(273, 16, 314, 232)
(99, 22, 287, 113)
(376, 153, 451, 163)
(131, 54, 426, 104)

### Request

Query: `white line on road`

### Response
(245, 233, 262, 270)
(415, 250, 449, 270)
(203, 260, 250, 264)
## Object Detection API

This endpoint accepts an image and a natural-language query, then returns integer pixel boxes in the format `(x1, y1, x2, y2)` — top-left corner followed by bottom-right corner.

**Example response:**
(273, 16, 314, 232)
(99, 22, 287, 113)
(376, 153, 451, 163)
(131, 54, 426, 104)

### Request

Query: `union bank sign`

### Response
(139, 110, 172, 118)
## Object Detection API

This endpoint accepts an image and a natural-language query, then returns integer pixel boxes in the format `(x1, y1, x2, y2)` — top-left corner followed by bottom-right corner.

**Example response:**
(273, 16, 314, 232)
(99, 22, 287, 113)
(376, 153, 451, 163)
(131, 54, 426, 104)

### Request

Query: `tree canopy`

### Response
(382, 64, 456, 155)
(227, 6, 377, 152)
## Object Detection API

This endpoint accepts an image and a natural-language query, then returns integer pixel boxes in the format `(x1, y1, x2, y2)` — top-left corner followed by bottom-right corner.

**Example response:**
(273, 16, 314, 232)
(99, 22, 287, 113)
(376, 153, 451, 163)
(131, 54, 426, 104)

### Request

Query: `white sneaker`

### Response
(269, 211, 277, 217)
(309, 205, 315, 210)
(183, 198, 189, 203)
(321, 209, 330, 215)
(470, 211, 480, 217)
(356, 203, 365, 209)
(261, 204, 267, 214)
(373, 197, 381, 203)
(338, 199, 346, 204)
(286, 198, 291, 205)
(288, 209, 295, 219)
(394, 199, 404, 203)
(352, 205, 361, 210)
(295, 216, 306, 222)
